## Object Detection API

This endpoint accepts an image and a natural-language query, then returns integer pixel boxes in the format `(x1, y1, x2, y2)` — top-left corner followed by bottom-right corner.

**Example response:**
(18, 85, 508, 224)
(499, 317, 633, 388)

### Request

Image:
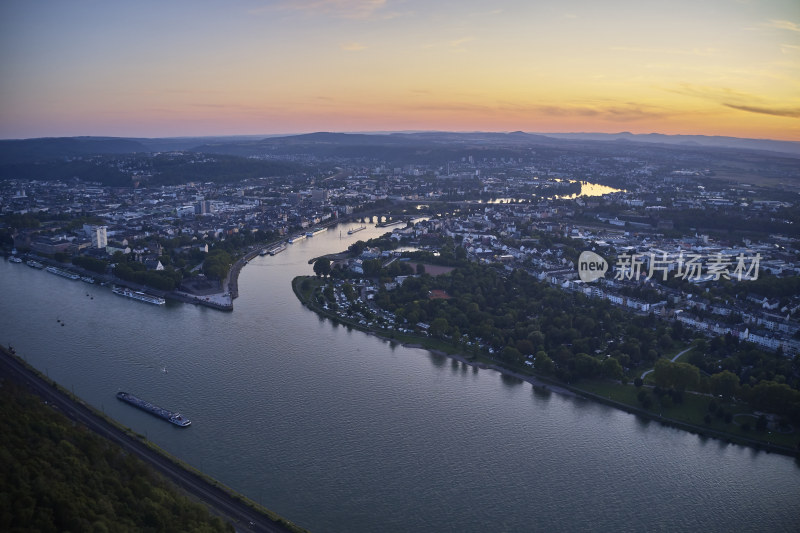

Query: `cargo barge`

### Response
(116, 391, 191, 427)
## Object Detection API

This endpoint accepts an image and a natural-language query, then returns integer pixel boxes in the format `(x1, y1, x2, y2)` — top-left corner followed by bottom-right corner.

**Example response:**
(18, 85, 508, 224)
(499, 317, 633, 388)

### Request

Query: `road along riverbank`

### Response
(0, 344, 308, 533)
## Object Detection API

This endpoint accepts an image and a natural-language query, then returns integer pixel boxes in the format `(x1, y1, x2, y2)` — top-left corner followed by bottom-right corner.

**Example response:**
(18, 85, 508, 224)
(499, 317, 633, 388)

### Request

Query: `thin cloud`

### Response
(723, 104, 800, 118)
(273, 0, 391, 20)
(533, 104, 666, 121)
(406, 102, 494, 113)
(466, 8, 503, 18)
(449, 37, 473, 47)
(403, 101, 665, 121)
(535, 106, 597, 117)
(142, 89, 224, 96)
(340, 42, 366, 51)
(422, 36, 474, 50)
(669, 84, 757, 102)
(670, 84, 800, 120)
(611, 46, 716, 56)
(766, 19, 800, 32)
(188, 103, 276, 113)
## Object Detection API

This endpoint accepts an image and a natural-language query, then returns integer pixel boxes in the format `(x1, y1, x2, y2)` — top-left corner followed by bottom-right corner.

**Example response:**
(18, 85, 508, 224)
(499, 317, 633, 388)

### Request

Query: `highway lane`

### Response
(0, 345, 302, 533)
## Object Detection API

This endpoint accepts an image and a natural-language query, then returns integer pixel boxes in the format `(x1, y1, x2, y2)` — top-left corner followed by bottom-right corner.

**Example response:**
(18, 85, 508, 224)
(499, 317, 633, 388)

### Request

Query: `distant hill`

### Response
(393, 131, 557, 145)
(135, 135, 281, 152)
(0, 138, 301, 186)
(0, 137, 148, 164)
(188, 131, 565, 160)
(3, 131, 797, 163)
(190, 131, 418, 155)
(536, 132, 800, 157)
(2, 131, 798, 188)
(194, 130, 558, 149)
(190, 130, 800, 158)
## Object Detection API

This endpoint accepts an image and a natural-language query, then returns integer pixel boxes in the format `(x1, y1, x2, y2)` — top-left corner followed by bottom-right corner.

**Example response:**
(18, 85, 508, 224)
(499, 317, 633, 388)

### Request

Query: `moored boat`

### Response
(46, 266, 80, 280)
(269, 244, 287, 255)
(112, 286, 166, 305)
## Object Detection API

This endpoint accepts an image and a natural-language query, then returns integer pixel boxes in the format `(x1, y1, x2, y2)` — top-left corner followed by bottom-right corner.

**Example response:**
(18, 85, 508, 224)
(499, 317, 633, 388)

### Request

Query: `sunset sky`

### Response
(1, 0, 798, 140)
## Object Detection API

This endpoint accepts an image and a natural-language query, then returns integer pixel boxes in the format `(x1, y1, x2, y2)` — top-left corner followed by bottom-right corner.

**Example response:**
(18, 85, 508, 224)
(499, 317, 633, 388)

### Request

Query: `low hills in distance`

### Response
(2, 131, 799, 163)
(1, 131, 798, 190)
(538, 132, 800, 157)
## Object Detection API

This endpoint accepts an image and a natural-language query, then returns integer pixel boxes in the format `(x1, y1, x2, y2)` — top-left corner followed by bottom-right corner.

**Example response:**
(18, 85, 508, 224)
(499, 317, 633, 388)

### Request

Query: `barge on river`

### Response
(116, 391, 191, 427)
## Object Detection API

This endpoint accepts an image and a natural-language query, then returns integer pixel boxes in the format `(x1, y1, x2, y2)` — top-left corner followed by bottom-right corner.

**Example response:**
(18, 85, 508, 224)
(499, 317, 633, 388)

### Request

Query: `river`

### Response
(1, 224, 798, 532)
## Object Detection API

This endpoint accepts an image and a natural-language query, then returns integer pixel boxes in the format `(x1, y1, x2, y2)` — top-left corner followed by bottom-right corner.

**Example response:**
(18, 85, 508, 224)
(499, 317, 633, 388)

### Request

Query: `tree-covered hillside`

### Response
(0, 379, 233, 532)
(0, 151, 302, 187)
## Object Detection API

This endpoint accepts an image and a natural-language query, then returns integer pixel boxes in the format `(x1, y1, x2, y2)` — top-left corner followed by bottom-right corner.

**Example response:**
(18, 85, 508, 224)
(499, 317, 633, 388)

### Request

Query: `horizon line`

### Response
(1, 130, 799, 144)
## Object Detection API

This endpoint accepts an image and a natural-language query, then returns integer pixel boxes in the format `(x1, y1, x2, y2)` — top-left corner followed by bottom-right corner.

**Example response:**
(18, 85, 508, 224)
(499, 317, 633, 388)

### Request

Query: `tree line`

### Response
(375, 262, 681, 382)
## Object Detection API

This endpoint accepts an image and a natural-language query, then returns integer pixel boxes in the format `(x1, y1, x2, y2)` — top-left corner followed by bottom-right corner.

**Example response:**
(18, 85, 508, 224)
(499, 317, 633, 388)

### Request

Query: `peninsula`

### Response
(292, 223, 800, 458)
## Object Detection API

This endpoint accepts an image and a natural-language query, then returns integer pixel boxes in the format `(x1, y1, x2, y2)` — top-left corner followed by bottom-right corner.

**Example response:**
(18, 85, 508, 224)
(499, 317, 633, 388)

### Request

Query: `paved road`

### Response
(0, 346, 300, 533)
(640, 346, 696, 380)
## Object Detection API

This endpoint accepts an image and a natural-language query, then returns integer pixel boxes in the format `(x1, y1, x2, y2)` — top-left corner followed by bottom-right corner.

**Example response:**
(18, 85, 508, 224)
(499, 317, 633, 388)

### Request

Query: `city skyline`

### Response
(1, 0, 798, 141)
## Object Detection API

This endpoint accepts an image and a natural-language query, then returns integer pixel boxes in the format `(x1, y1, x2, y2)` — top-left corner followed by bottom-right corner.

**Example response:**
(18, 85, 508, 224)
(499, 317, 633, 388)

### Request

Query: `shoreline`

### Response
(5, 253, 237, 312)
(292, 277, 578, 398)
(293, 276, 799, 459)
(382, 336, 579, 398)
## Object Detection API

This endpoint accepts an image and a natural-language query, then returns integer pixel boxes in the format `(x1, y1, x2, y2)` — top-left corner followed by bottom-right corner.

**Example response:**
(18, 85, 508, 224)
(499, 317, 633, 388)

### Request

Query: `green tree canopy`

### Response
(653, 359, 700, 391)
(203, 249, 232, 280)
(602, 357, 624, 380)
(710, 370, 740, 400)
(313, 257, 332, 277)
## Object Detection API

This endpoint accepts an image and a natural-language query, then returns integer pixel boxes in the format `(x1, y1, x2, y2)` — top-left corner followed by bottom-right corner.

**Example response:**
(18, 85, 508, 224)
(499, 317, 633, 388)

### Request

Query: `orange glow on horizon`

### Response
(0, 1, 797, 141)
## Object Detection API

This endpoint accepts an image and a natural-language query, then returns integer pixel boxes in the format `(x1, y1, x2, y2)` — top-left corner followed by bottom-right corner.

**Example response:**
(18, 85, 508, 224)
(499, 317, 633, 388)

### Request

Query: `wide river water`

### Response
(2, 223, 799, 532)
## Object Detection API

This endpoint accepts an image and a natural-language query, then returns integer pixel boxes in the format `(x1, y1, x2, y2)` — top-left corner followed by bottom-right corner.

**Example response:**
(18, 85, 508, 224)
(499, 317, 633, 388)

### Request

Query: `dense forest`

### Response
(143, 154, 300, 186)
(0, 152, 302, 188)
(378, 264, 666, 377)
(0, 379, 232, 532)
(0, 159, 132, 187)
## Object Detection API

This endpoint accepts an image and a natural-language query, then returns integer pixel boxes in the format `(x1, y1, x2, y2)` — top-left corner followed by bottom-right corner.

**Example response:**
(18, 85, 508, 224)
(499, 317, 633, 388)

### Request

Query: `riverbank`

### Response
(4, 253, 236, 311)
(393, 340, 578, 398)
(574, 381, 799, 456)
(292, 275, 799, 458)
(292, 277, 582, 399)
